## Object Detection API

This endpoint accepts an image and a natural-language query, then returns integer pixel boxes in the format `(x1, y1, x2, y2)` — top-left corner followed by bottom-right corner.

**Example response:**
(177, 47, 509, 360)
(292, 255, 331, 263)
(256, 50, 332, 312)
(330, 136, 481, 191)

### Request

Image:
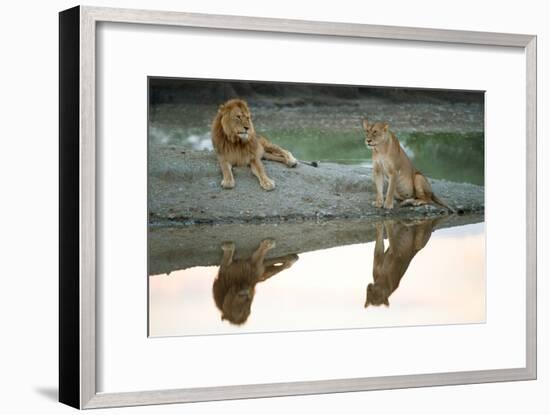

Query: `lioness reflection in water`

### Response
(213, 239, 299, 325)
(365, 218, 441, 308)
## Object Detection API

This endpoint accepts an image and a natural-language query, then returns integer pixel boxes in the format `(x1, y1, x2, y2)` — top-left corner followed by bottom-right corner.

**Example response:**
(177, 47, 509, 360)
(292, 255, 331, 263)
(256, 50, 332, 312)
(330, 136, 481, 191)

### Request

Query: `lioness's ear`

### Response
(383, 122, 389, 132)
(218, 104, 225, 112)
(362, 118, 369, 131)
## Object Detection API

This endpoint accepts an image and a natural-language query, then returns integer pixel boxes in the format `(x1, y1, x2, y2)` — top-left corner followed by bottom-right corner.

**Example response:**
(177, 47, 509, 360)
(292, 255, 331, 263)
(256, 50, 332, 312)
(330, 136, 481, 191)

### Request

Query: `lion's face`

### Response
(364, 282, 390, 308)
(220, 100, 255, 143)
(221, 285, 254, 325)
(363, 119, 389, 149)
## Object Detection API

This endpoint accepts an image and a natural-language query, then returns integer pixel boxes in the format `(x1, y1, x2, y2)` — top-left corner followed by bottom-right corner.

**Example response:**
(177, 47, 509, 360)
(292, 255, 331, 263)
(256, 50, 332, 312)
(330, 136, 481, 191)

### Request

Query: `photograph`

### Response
(147, 78, 485, 337)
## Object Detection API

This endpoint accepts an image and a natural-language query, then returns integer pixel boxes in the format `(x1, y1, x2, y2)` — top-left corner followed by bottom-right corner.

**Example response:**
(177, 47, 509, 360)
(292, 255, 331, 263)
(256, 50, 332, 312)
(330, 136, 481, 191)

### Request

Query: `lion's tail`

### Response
(431, 194, 456, 214)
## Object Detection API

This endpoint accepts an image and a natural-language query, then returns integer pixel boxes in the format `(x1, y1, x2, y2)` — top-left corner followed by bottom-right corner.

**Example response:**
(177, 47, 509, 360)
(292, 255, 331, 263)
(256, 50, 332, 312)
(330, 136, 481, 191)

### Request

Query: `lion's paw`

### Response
(221, 178, 235, 189)
(260, 178, 275, 191)
(260, 238, 276, 250)
(221, 241, 235, 251)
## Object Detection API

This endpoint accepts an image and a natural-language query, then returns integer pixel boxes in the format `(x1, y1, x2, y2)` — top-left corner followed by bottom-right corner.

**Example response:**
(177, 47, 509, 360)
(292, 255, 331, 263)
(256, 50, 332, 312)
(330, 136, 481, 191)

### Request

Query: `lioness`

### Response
(211, 99, 297, 191)
(363, 119, 453, 211)
(365, 218, 438, 308)
(213, 239, 298, 325)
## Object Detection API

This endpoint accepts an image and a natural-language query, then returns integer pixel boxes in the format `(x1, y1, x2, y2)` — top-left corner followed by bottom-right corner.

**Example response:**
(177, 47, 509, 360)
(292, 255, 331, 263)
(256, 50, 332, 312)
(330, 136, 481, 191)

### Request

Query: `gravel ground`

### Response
(150, 98, 484, 139)
(149, 148, 485, 226)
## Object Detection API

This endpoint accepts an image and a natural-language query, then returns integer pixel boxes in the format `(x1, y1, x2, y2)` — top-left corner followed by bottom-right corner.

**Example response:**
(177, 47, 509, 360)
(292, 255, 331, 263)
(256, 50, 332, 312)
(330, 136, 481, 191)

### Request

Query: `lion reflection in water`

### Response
(365, 218, 441, 308)
(213, 239, 298, 325)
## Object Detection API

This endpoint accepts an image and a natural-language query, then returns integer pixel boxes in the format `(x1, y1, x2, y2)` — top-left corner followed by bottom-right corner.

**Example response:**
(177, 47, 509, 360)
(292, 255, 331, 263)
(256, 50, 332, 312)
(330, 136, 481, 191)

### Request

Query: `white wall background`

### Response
(0, 0, 545, 414)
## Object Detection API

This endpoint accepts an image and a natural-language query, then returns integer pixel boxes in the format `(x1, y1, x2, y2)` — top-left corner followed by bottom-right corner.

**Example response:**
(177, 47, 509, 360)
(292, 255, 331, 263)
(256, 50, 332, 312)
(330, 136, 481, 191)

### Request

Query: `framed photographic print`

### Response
(59, 5, 537, 409)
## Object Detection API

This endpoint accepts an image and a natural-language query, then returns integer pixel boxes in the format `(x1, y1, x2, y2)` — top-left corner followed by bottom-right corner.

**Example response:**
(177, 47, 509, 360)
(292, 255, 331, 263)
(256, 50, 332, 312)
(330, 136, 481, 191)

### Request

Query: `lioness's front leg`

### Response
(374, 222, 385, 264)
(218, 158, 235, 189)
(384, 171, 397, 209)
(373, 162, 384, 208)
(250, 158, 275, 191)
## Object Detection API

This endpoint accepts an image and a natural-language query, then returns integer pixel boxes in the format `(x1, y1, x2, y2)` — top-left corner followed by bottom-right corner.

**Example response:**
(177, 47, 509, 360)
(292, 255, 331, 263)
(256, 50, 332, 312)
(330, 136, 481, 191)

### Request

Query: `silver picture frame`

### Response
(59, 5, 537, 409)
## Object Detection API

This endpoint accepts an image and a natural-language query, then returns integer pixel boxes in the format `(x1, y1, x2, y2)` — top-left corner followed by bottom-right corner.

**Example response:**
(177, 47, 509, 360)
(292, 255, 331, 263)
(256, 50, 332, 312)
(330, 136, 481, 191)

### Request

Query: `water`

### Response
(148, 220, 485, 337)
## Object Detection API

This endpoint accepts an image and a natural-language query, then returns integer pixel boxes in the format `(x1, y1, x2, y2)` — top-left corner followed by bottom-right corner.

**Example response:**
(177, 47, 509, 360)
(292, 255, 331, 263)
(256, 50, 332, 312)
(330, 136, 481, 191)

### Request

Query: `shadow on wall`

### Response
(34, 387, 58, 402)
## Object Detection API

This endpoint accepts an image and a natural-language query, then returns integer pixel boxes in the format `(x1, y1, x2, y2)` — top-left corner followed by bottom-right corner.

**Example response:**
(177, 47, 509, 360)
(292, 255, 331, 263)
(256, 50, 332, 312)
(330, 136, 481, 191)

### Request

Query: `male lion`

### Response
(213, 239, 298, 325)
(365, 218, 439, 308)
(211, 99, 297, 191)
(363, 119, 454, 211)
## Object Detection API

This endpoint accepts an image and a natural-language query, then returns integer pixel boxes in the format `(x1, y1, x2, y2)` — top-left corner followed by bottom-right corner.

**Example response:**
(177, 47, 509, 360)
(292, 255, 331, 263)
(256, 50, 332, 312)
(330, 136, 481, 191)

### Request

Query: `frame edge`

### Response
(525, 35, 537, 380)
(79, 4, 98, 410)
(59, 5, 81, 410)
(83, 367, 535, 409)
(81, 5, 534, 47)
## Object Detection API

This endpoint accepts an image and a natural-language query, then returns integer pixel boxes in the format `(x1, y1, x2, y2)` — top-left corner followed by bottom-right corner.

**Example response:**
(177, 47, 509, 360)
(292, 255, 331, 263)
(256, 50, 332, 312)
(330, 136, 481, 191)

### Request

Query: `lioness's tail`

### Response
(431, 194, 456, 213)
